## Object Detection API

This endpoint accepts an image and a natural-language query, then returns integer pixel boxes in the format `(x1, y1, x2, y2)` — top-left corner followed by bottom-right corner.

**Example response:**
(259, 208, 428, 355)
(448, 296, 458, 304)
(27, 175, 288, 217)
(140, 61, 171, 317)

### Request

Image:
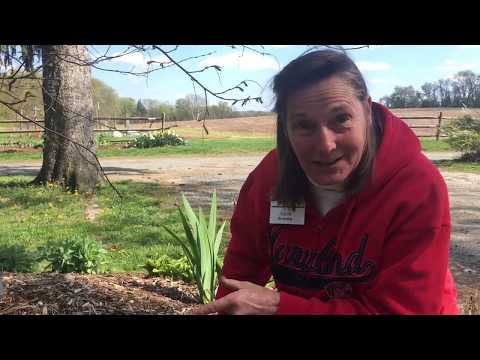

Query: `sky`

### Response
(88, 45, 480, 111)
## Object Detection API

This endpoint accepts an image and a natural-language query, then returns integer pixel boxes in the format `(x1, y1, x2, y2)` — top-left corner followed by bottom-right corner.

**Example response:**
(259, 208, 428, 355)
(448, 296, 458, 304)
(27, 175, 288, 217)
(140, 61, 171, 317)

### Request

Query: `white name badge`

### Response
(269, 201, 305, 225)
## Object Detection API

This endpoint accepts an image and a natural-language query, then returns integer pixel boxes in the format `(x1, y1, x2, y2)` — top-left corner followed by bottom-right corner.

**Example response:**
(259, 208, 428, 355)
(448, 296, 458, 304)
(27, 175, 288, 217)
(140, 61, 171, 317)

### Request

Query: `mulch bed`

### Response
(0, 272, 199, 315)
(1, 270, 478, 315)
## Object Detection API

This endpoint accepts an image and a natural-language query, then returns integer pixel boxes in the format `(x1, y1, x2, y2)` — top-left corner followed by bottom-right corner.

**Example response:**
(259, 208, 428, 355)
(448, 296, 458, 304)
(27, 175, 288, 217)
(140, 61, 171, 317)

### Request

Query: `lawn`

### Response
(433, 160, 480, 173)
(0, 176, 231, 274)
(0, 136, 276, 161)
(0, 134, 452, 162)
(419, 138, 452, 152)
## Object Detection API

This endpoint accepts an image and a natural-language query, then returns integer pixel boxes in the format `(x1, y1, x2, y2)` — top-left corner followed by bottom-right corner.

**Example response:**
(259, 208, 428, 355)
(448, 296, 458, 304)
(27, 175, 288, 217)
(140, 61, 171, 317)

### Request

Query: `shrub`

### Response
(38, 234, 108, 274)
(442, 115, 480, 160)
(131, 130, 186, 148)
(144, 254, 194, 282)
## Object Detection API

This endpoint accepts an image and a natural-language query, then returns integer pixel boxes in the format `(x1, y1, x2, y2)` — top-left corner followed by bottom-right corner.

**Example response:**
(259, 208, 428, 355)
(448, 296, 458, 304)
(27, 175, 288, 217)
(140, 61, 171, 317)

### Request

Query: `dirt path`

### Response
(1, 151, 479, 311)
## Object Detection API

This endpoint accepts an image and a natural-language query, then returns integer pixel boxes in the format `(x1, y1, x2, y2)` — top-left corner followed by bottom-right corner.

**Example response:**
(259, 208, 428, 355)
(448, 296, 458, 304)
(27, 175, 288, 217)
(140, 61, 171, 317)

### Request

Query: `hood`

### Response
(356, 102, 422, 202)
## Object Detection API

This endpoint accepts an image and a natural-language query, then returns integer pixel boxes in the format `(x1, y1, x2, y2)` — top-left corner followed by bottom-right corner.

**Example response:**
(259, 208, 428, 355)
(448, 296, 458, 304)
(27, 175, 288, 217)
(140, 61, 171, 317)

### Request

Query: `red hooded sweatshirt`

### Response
(216, 102, 459, 315)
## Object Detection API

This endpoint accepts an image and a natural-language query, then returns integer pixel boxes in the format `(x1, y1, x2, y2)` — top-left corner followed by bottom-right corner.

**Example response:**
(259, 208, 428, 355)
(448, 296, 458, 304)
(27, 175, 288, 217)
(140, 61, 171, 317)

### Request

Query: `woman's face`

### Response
(286, 75, 372, 189)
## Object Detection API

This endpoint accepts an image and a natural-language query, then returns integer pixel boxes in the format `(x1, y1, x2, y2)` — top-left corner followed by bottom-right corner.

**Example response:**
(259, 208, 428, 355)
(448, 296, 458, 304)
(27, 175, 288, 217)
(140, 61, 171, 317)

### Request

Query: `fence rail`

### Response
(0, 128, 174, 134)
(0, 112, 463, 142)
(397, 112, 448, 140)
(0, 117, 168, 124)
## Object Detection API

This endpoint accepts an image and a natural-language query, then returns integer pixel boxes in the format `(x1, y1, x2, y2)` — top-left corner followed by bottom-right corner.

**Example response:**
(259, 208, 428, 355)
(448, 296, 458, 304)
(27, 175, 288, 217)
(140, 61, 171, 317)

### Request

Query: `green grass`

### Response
(0, 176, 231, 274)
(0, 135, 453, 162)
(0, 137, 276, 161)
(419, 138, 452, 152)
(98, 138, 275, 157)
(433, 160, 480, 173)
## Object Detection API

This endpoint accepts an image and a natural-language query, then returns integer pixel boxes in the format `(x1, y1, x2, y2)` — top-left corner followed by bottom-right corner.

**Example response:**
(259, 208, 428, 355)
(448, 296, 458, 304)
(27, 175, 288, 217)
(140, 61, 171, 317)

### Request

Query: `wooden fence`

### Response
(401, 112, 450, 141)
(0, 116, 169, 133)
(0, 112, 456, 142)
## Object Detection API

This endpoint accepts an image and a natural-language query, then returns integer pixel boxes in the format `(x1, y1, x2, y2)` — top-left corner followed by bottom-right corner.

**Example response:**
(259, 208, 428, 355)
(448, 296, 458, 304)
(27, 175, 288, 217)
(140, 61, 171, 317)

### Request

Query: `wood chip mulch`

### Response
(0, 272, 200, 315)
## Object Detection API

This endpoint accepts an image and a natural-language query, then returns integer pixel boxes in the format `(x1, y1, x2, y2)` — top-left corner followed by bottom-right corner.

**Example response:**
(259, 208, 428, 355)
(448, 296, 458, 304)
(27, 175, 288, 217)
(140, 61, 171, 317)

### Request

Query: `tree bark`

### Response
(32, 45, 99, 193)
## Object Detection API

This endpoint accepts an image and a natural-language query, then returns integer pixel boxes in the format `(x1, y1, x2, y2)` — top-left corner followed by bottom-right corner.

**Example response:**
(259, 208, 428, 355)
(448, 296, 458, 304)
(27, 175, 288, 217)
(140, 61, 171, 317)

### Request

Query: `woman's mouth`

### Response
(314, 156, 343, 167)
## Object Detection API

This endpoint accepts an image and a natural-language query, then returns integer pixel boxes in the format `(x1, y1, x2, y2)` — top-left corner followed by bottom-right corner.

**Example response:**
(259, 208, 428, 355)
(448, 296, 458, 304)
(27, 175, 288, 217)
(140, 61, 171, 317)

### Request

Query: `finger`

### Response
(220, 276, 257, 291)
(220, 275, 245, 290)
(188, 296, 232, 315)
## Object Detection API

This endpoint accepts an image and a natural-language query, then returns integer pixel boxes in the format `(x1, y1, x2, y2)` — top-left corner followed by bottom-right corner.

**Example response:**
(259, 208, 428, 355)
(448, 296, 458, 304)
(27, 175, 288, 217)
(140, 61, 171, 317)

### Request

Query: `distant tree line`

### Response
(379, 70, 480, 108)
(0, 76, 272, 122)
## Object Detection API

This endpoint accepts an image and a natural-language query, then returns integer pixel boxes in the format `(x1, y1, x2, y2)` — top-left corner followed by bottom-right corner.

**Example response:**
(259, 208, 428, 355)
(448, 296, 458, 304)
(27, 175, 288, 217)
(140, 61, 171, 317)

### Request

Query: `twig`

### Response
(152, 45, 262, 106)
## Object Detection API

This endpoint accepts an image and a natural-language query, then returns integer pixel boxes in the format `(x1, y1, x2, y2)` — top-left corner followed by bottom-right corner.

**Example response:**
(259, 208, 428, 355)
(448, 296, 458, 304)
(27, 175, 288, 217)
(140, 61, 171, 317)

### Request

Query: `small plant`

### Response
(0, 244, 36, 272)
(163, 191, 226, 304)
(442, 115, 480, 160)
(144, 254, 194, 282)
(38, 234, 109, 274)
(131, 130, 186, 148)
(96, 133, 110, 146)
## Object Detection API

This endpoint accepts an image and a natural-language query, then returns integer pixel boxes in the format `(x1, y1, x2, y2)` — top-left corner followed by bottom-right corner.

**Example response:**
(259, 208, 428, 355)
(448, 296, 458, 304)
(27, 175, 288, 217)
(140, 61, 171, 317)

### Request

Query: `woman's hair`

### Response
(271, 48, 383, 208)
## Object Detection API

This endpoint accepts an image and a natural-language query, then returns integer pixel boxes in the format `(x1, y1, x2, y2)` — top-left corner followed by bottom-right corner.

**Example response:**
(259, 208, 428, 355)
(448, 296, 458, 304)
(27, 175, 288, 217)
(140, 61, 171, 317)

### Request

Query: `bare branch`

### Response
(189, 65, 222, 74)
(0, 90, 34, 106)
(214, 80, 263, 96)
(40, 46, 218, 82)
(164, 45, 180, 54)
(152, 45, 262, 106)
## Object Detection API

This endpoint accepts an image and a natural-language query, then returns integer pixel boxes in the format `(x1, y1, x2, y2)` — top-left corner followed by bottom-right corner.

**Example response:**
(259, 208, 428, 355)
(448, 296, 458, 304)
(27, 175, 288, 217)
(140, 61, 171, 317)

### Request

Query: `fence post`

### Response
(436, 112, 443, 141)
(19, 108, 23, 131)
(33, 105, 38, 138)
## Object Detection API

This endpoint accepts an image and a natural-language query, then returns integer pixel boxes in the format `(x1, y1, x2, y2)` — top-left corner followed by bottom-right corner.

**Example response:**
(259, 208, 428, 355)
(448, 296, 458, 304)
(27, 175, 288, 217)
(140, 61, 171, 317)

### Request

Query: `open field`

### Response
(162, 108, 480, 138)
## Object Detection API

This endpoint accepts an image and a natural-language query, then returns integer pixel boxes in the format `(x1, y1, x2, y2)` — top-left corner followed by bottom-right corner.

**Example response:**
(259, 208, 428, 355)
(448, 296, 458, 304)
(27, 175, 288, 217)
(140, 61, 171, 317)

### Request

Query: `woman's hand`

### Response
(189, 276, 280, 315)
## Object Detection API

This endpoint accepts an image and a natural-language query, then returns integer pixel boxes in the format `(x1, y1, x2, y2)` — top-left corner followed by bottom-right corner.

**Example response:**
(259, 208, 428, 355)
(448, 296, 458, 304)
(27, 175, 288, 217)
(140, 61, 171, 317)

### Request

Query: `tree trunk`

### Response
(32, 45, 99, 194)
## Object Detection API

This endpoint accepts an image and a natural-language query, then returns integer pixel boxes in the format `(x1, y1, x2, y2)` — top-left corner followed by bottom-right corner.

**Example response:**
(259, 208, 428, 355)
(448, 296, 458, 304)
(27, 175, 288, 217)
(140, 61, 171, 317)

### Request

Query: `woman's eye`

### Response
(294, 120, 314, 130)
(335, 114, 351, 124)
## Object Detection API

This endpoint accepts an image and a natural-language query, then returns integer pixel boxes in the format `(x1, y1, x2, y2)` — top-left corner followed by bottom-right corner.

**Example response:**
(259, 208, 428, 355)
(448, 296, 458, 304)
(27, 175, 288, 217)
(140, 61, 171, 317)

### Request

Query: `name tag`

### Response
(269, 201, 305, 225)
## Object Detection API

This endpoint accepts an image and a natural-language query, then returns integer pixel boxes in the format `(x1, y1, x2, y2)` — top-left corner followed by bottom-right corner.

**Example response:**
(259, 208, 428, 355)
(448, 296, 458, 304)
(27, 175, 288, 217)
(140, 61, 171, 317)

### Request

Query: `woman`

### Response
(192, 49, 459, 315)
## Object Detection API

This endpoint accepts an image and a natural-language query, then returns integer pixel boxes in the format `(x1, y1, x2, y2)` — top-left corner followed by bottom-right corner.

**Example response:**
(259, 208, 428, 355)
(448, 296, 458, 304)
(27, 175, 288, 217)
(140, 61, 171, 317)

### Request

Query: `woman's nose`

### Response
(314, 126, 337, 154)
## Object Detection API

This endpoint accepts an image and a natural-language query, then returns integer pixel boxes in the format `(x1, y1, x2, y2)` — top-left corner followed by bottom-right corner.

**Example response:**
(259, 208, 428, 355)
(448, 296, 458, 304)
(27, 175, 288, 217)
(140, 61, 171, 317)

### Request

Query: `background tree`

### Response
(174, 98, 192, 120)
(92, 78, 120, 117)
(143, 99, 174, 118)
(380, 71, 480, 109)
(32, 45, 99, 193)
(136, 99, 147, 116)
(117, 97, 136, 117)
(420, 82, 438, 107)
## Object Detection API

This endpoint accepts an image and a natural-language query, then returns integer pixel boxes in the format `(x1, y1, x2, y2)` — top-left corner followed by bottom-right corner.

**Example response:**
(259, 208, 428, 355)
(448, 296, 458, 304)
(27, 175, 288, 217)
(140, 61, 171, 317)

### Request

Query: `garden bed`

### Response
(0, 272, 199, 315)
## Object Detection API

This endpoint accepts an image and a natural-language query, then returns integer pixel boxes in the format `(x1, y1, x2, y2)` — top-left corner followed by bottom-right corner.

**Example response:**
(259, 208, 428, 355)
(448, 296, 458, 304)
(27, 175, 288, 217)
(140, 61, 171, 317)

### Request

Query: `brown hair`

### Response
(271, 48, 383, 208)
